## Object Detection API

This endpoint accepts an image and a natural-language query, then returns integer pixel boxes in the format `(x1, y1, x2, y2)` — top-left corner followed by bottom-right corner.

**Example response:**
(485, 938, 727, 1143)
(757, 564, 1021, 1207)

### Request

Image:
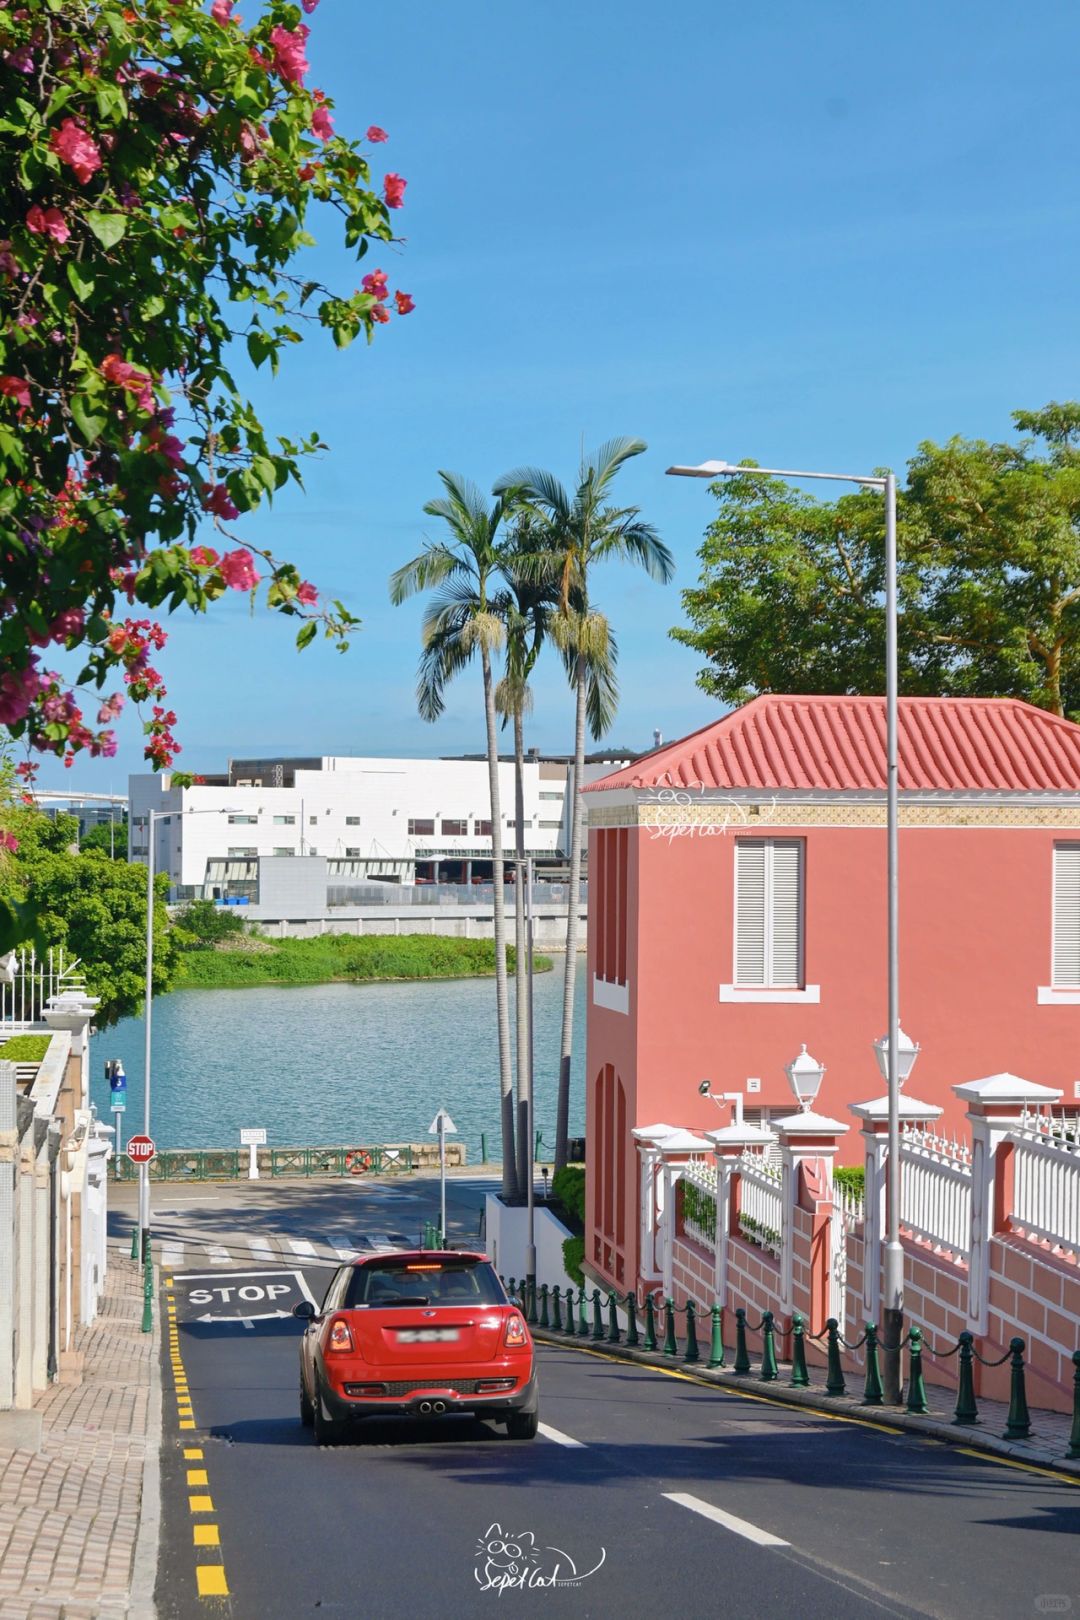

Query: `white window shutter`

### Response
(1053, 845, 1080, 987)
(734, 841, 767, 986)
(770, 841, 803, 987)
(734, 839, 804, 988)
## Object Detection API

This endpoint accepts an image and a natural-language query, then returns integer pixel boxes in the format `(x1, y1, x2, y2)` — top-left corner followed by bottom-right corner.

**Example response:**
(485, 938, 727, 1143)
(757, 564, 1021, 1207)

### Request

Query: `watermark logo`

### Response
(474, 1523, 606, 1593)
(642, 772, 779, 842)
(1035, 1599, 1073, 1614)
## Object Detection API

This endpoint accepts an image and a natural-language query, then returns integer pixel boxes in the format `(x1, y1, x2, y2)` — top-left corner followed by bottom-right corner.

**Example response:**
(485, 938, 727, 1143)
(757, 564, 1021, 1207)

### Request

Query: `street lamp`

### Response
(784, 1045, 826, 1113)
(668, 455, 905, 1402)
(698, 1079, 745, 1127)
(873, 1027, 919, 1090)
(139, 804, 240, 1259)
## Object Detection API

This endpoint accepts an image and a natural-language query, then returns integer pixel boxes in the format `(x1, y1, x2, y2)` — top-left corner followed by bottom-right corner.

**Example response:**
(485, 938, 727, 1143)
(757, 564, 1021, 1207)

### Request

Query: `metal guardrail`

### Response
(114, 1144, 415, 1180)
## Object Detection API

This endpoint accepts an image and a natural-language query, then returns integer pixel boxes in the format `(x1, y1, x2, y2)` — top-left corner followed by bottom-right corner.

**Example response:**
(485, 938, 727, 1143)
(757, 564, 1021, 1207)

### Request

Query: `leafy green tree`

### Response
(494, 440, 674, 1173)
(671, 406, 1080, 718)
(0, 0, 412, 789)
(0, 807, 176, 1025)
(389, 476, 521, 1200)
(174, 897, 244, 945)
(79, 815, 128, 858)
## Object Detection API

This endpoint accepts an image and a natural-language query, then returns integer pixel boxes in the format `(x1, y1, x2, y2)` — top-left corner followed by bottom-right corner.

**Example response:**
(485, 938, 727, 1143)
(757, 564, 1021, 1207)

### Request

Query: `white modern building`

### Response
(128, 751, 631, 905)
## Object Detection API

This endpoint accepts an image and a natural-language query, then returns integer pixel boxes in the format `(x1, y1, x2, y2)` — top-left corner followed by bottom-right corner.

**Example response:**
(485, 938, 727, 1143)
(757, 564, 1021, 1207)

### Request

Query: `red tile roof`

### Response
(586, 696, 1080, 793)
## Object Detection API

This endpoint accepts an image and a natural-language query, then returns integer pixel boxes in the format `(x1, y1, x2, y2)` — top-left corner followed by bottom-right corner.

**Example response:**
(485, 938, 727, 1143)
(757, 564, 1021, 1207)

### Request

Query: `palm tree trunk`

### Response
(555, 652, 588, 1174)
(513, 707, 529, 1198)
(483, 647, 518, 1199)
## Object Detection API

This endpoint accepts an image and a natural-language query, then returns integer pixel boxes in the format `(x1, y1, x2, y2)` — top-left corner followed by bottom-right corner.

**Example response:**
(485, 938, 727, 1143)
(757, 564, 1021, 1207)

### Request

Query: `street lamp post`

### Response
(667, 457, 904, 1402)
(523, 856, 537, 1312)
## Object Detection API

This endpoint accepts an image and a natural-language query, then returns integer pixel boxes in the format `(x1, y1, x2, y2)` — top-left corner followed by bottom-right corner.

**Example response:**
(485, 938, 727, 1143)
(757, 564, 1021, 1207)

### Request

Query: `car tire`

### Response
(300, 1376, 314, 1428)
(313, 1386, 345, 1447)
(506, 1409, 539, 1440)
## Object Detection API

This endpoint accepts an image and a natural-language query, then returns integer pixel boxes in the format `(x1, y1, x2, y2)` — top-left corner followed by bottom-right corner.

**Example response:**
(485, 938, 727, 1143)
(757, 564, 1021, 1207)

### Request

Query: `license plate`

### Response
(395, 1328, 460, 1343)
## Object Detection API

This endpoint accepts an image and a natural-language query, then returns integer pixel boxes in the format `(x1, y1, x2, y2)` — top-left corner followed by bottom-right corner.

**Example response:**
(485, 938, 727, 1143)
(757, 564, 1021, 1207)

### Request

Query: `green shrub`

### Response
(682, 1180, 716, 1243)
(174, 900, 246, 946)
(834, 1166, 865, 1200)
(0, 1034, 50, 1062)
(562, 1235, 585, 1288)
(552, 1164, 586, 1223)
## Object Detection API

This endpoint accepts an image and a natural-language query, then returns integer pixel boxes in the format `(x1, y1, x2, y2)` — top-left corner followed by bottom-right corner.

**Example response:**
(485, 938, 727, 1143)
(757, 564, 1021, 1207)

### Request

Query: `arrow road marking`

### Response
(662, 1493, 789, 1547)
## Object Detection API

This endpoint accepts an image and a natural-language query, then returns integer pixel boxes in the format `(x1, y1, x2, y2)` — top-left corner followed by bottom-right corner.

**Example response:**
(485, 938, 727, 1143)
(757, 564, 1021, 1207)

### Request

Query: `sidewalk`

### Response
(534, 1327, 1080, 1480)
(0, 1255, 160, 1620)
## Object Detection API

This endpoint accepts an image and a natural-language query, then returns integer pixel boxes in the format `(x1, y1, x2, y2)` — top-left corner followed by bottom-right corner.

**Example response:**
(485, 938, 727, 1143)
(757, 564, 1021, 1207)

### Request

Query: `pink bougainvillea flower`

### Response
(101, 353, 155, 413)
(97, 693, 125, 723)
(50, 119, 103, 185)
(219, 548, 262, 590)
(301, 0, 320, 11)
(311, 102, 334, 141)
(296, 581, 318, 605)
(203, 485, 240, 522)
(394, 290, 415, 315)
(366, 125, 389, 143)
(370, 302, 390, 325)
(26, 205, 70, 243)
(189, 545, 219, 566)
(361, 268, 389, 299)
(49, 608, 85, 643)
(0, 376, 31, 409)
(0, 659, 41, 725)
(268, 23, 310, 85)
(383, 172, 406, 208)
(0, 831, 19, 854)
(210, 0, 234, 21)
(298, 163, 318, 181)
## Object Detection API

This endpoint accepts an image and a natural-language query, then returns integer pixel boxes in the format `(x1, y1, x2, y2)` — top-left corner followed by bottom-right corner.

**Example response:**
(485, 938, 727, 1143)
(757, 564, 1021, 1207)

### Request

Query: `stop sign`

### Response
(126, 1134, 156, 1164)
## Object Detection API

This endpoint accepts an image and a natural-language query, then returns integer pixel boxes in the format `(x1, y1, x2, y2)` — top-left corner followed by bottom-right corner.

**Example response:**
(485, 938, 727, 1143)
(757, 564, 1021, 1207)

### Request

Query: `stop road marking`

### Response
(187, 1283, 292, 1305)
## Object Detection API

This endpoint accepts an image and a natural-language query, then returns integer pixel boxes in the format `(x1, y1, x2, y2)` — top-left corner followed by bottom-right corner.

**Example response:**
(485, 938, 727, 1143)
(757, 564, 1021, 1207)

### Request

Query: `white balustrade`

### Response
(0, 947, 84, 1028)
(681, 1155, 718, 1253)
(899, 1124, 972, 1260)
(1010, 1111, 1080, 1257)
(735, 1149, 783, 1257)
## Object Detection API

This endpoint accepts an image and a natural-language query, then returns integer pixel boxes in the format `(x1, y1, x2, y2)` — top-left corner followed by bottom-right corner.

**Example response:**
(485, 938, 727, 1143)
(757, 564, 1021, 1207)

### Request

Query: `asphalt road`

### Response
(107, 1182, 1080, 1620)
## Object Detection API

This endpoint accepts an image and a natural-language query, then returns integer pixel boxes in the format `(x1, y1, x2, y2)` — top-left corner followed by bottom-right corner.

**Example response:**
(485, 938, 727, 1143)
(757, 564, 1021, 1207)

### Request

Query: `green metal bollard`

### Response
(733, 1308, 751, 1375)
(1067, 1350, 1080, 1460)
(590, 1289, 604, 1340)
(607, 1291, 621, 1344)
(759, 1310, 779, 1381)
(1004, 1337, 1032, 1440)
(141, 1261, 153, 1334)
(143, 1228, 151, 1264)
(130, 1226, 139, 1261)
(578, 1285, 589, 1337)
(683, 1300, 700, 1364)
(625, 1292, 640, 1347)
(707, 1304, 725, 1370)
(663, 1299, 678, 1357)
(508, 1277, 516, 1305)
(953, 1331, 979, 1426)
(825, 1317, 847, 1396)
(643, 1292, 658, 1352)
(906, 1326, 929, 1414)
(863, 1322, 884, 1406)
(527, 1280, 538, 1326)
(565, 1286, 577, 1336)
(790, 1313, 810, 1388)
(551, 1286, 563, 1333)
(539, 1284, 550, 1330)
(480, 1132, 487, 1164)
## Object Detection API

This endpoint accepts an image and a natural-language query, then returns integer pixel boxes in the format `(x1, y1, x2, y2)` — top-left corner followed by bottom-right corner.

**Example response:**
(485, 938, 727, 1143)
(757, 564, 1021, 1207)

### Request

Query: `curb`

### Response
(128, 1258, 162, 1620)
(533, 1328, 1080, 1481)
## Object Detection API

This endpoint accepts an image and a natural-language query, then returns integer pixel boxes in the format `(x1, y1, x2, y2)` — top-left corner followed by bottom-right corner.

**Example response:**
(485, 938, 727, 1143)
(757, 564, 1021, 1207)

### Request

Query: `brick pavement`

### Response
(0, 1256, 158, 1620)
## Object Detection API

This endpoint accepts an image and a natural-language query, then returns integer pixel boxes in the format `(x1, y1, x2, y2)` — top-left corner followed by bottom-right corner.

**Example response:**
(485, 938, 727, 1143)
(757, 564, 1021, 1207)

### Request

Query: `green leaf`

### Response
(67, 262, 96, 302)
(86, 211, 128, 249)
(70, 393, 108, 444)
(296, 621, 317, 650)
(140, 294, 166, 321)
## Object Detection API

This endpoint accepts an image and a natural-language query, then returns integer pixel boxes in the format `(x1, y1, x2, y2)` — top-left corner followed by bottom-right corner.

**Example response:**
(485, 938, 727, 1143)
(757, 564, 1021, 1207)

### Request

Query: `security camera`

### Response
(698, 1079, 711, 1096)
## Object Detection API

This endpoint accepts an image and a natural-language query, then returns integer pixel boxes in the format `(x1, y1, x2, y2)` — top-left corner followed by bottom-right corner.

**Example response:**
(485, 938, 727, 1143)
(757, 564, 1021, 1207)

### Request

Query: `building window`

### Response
(441, 819, 468, 836)
(345, 816, 361, 826)
(539, 791, 564, 801)
(272, 847, 295, 857)
(538, 819, 563, 829)
(273, 815, 296, 825)
(228, 814, 257, 825)
(308, 847, 318, 855)
(734, 838, 804, 989)
(594, 827, 628, 985)
(408, 819, 435, 837)
(473, 819, 492, 837)
(228, 846, 257, 857)
(507, 819, 532, 830)
(309, 816, 318, 825)
(1052, 844, 1080, 987)
(345, 847, 361, 857)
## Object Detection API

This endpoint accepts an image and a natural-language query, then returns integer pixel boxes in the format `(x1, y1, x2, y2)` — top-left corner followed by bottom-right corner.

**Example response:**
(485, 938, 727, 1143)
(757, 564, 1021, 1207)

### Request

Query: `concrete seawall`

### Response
(235, 902, 587, 947)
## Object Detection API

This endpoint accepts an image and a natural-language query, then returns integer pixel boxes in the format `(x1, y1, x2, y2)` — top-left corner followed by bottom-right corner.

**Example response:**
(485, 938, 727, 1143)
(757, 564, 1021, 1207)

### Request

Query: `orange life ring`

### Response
(345, 1149, 371, 1175)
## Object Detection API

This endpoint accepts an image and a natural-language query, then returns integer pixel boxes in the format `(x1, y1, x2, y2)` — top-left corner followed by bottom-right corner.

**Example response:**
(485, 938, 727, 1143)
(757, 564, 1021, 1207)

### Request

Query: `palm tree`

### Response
(389, 473, 520, 1200)
(493, 439, 675, 1173)
(494, 517, 557, 1195)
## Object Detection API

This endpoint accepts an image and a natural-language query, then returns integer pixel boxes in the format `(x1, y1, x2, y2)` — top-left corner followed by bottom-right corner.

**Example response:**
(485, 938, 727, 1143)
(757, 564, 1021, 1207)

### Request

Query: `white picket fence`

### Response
(735, 1149, 783, 1257)
(0, 947, 85, 1027)
(681, 1155, 718, 1254)
(899, 1124, 972, 1260)
(1010, 1110, 1080, 1259)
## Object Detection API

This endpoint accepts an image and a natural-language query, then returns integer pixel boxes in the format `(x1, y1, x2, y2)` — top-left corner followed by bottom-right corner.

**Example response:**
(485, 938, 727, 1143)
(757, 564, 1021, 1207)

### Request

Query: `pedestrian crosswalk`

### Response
(148, 1229, 417, 1272)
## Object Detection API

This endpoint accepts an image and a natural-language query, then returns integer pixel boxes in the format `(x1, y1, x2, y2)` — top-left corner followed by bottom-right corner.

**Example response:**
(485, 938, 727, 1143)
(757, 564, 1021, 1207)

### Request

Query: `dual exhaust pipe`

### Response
(417, 1399, 447, 1415)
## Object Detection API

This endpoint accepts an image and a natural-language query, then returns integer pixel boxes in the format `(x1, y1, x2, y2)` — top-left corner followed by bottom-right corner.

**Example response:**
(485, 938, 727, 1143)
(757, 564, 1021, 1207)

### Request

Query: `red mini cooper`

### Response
(293, 1250, 538, 1445)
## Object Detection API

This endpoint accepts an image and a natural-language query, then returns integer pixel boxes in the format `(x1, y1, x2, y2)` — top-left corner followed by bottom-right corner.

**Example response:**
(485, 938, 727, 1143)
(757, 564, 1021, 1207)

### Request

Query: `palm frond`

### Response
(578, 437, 647, 503)
(492, 465, 571, 521)
(388, 543, 464, 605)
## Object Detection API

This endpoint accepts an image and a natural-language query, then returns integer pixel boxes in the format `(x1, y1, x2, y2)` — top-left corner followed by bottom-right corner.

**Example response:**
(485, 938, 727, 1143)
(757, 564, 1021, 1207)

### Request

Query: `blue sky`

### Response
(37, 0, 1080, 789)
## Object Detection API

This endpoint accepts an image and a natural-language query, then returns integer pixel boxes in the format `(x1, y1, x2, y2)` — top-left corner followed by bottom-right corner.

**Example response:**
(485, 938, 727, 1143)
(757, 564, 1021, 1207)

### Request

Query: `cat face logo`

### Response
(475, 1526, 539, 1579)
(474, 1523, 605, 1592)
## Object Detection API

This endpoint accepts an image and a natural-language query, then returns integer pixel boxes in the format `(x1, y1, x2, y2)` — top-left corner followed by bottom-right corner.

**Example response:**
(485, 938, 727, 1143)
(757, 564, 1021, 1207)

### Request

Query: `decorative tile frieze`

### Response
(587, 800, 1080, 831)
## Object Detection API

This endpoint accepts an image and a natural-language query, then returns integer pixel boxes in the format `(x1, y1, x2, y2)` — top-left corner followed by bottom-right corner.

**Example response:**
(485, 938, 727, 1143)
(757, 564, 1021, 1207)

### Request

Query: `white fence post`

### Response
(707, 1121, 774, 1313)
(849, 1093, 943, 1326)
(653, 1131, 712, 1301)
(773, 1110, 849, 1321)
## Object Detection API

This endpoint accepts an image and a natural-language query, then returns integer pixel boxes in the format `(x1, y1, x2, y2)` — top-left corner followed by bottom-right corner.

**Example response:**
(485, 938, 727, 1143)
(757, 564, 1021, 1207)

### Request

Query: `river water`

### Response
(88, 957, 587, 1159)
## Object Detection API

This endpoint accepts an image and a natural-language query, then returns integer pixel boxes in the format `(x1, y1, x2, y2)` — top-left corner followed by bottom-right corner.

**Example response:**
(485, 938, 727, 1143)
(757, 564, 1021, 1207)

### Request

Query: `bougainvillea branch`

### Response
(0, 0, 414, 776)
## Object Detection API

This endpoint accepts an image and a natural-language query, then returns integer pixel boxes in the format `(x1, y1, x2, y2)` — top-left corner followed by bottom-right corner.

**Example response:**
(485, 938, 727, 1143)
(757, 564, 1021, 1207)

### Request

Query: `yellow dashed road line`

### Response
(956, 1447, 1080, 1487)
(166, 1283, 231, 1600)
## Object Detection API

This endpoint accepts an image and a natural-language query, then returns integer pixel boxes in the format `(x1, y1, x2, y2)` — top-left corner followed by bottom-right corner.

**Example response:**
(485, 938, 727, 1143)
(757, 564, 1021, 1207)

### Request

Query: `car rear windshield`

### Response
(345, 1258, 507, 1308)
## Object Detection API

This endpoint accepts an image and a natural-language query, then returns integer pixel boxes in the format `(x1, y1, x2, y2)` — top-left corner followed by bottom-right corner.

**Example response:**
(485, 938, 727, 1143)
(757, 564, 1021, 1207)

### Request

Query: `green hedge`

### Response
(0, 1034, 51, 1062)
(551, 1164, 585, 1223)
(562, 1235, 585, 1288)
(834, 1166, 865, 1200)
(176, 933, 552, 989)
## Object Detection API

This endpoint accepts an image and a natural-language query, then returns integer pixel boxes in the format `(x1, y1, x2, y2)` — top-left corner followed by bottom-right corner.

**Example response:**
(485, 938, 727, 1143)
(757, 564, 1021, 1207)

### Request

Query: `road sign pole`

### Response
(439, 1116, 446, 1246)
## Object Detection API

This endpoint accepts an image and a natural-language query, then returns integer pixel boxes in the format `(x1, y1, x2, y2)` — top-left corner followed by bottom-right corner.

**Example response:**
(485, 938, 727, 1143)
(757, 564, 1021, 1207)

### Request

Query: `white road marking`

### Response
(326, 1234, 360, 1260)
(241, 1319, 254, 1330)
(246, 1236, 276, 1263)
(162, 1243, 184, 1268)
(538, 1423, 585, 1449)
(287, 1237, 317, 1259)
(662, 1492, 789, 1547)
(205, 1244, 231, 1265)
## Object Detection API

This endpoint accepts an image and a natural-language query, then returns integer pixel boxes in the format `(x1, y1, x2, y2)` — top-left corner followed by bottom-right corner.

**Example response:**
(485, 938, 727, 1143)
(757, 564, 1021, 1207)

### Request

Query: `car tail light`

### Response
(327, 1317, 354, 1353)
(504, 1314, 528, 1349)
(476, 1378, 517, 1393)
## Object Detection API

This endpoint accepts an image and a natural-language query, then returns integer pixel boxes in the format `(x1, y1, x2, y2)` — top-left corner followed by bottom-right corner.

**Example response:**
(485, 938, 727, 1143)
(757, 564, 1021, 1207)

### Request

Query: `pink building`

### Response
(583, 694, 1080, 1294)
